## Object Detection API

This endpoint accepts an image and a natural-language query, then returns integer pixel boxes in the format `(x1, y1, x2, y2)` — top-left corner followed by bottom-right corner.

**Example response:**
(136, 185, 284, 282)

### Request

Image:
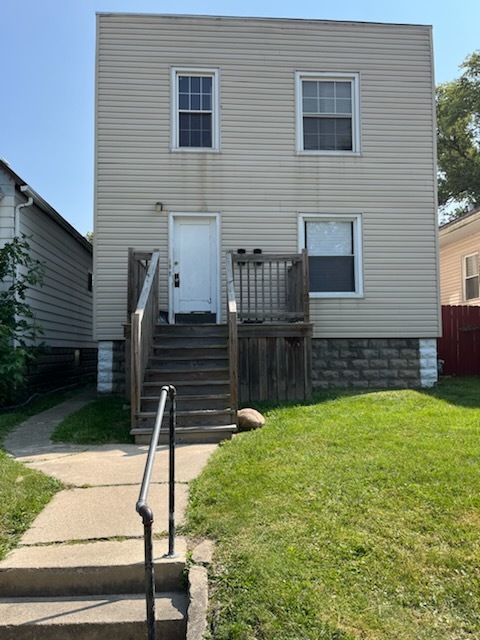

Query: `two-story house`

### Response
(94, 13, 440, 441)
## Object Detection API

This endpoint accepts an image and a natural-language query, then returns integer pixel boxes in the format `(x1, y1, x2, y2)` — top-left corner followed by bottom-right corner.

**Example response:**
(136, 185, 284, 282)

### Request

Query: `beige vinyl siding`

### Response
(0, 172, 15, 246)
(95, 14, 439, 340)
(439, 233, 480, 306)
(19, 199, 94, 347)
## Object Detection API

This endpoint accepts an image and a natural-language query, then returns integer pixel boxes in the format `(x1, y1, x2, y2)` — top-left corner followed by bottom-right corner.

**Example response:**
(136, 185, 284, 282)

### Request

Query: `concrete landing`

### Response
(1, 387, 215, 640)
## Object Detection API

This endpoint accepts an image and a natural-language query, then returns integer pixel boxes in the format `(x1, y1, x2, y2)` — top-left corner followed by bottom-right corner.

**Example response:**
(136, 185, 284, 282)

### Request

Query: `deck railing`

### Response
(226, 252, 239, 420)
(226, 250, 312, 404)
(131, 250, 160, 424)
(229, 250, 309, 323)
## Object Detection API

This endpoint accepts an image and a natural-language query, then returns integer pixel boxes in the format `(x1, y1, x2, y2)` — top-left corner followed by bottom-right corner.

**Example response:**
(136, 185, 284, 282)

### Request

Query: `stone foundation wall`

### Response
(312, 338, 437, 390)
(97, 340, 125, 395)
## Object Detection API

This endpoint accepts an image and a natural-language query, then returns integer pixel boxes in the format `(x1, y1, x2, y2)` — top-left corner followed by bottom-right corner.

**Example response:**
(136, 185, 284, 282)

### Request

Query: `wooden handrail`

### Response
(226, 252, 238, 421)
(131, 250, 160, 424)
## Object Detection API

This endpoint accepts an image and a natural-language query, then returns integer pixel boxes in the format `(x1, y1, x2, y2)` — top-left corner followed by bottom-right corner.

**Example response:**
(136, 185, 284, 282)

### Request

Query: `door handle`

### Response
(174, 273, 180, 288)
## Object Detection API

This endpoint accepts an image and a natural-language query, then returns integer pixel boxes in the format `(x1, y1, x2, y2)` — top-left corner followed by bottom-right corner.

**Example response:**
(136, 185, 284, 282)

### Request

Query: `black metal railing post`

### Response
(167, 385, 177, 558)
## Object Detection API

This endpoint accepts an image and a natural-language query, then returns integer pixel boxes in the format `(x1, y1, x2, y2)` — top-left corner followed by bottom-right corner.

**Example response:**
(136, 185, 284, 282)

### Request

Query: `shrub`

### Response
(0, 236, 44, 404)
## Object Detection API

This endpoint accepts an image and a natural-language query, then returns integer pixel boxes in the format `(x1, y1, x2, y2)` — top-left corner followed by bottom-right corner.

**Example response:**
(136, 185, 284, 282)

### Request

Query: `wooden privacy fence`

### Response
(438, 305, 480, 375)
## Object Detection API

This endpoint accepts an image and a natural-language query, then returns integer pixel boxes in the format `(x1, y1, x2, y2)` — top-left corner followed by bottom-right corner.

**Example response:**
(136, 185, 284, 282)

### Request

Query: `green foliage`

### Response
(437, 51, 480, 217)
(0, 235, 44, 404)
(186, 378, 480, 639)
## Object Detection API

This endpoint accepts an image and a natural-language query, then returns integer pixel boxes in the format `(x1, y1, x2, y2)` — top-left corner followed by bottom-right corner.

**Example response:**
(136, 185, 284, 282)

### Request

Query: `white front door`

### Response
(170, 215, 219, 322)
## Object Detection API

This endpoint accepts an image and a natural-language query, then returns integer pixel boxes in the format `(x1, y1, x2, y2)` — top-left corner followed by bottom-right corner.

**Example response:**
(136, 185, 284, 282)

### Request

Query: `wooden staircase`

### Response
(131, 324, 237, 444)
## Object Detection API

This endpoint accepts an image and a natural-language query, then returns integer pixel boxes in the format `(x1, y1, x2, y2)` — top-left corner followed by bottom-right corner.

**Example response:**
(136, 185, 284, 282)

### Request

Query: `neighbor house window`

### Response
(299, 214, 363, 297)
(464, 253, 479, 300)
(171, 68, 219, 151)
(296, 72, 360, 153)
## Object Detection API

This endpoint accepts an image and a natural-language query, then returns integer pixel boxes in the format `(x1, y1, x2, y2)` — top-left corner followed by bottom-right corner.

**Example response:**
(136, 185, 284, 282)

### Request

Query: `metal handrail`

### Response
(136, 384, 177, 640)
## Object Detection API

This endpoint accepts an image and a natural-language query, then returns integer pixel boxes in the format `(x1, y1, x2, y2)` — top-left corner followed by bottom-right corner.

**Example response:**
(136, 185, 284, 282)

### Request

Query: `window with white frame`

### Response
(171, 68, 219, 150)
(296, 72, 360, 153)
(300, 214, 363, 296)
(464, 253, 479, 300)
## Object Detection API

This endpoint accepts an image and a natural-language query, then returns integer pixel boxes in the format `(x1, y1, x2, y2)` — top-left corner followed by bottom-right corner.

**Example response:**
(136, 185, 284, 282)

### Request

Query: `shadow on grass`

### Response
(245, 375, 480, 414)
(420, 375, 480, 408)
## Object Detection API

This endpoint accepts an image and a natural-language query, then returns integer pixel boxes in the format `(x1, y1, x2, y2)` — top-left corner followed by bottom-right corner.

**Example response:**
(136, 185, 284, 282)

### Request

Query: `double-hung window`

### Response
(300, 214, 363, 297)
(464, 253, 479, 301)
(296, 72, 360, 154)
(171, 68, 219, 151)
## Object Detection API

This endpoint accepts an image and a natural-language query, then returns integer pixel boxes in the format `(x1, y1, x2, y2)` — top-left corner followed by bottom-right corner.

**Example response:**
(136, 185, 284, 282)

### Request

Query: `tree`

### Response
(437, 51, 480, 220)
(0, 236, 44, 404)
(85, 231, 94, 244)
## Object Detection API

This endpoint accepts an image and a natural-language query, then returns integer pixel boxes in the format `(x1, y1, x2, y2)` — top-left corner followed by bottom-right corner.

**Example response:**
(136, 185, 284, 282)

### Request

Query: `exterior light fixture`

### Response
(155, 202, 163, 212)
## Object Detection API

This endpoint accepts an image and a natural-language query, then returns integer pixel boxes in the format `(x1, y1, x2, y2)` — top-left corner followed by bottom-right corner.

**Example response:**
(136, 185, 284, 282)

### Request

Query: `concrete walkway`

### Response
(3, 387, 218, 546)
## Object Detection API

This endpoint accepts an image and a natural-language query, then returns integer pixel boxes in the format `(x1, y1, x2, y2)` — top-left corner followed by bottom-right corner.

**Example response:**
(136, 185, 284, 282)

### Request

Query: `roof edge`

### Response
(0, 160, 92, 254)
(95, 12, 432, 30)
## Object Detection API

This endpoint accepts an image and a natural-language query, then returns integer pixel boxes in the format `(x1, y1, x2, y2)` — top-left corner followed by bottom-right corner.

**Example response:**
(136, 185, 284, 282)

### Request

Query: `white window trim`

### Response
(298, 213, 364, 298)
(171, 67, 220, 152)
(295, 71, 361, 155)
(463, 252, 480, 301)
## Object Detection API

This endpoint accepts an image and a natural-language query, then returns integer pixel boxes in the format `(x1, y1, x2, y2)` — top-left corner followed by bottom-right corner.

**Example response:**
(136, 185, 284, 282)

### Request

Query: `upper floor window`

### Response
(464, 253, 479, 300)
(295, 72, 360, 154)
(171, 68, 219, 151)
(299, 213, 363, 297)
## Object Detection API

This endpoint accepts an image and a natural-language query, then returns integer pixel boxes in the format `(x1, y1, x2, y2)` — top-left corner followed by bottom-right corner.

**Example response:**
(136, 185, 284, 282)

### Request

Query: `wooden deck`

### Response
(126, 249, 312, 439)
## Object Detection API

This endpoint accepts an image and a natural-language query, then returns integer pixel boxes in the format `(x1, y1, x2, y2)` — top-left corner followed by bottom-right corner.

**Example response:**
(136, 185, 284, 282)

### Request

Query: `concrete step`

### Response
(132, 424, 237, 445)
(0, 592, 187, 640)
(0, 539, 187, 597)
(0, 538, 189, 640)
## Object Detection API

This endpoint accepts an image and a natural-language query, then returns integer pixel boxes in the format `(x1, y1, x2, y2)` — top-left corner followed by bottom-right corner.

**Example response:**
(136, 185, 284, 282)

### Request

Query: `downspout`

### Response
(12, 185, 34, 346)
(15, 184, 34, 236)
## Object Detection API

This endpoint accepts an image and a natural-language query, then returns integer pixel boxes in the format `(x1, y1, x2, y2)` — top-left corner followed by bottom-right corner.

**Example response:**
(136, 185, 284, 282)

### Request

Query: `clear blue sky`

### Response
(1, 0, 478, 235)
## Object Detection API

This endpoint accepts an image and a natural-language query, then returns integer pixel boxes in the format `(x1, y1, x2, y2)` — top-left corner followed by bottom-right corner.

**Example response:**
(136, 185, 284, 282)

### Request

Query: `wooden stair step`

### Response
(138, 409, 232, 419)
(154, 324, 228, 337)
(149, 353, 228, 368)
(145, 369, 229, 382)
(132, 424, 237, 444)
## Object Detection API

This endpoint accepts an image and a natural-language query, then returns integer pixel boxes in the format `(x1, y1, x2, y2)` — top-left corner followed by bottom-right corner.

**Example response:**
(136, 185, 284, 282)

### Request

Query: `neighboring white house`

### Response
(94, 13, 440, 392)
(439, 208, 480, 306)
(0, 159, 96, 392)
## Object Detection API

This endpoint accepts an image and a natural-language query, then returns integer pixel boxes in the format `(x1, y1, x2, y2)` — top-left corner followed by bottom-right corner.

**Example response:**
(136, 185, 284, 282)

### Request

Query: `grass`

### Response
(186, 377, 480, 640)
(0, 390, 78, 560)
(51, 396, 132, 444)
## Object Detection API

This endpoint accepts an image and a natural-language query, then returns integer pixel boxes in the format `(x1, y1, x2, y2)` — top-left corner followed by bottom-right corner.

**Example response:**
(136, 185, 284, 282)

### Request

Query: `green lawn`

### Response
(51, 396, 132, 444)
(186, 378, 480, 640)
(0, 391, 76, 560)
